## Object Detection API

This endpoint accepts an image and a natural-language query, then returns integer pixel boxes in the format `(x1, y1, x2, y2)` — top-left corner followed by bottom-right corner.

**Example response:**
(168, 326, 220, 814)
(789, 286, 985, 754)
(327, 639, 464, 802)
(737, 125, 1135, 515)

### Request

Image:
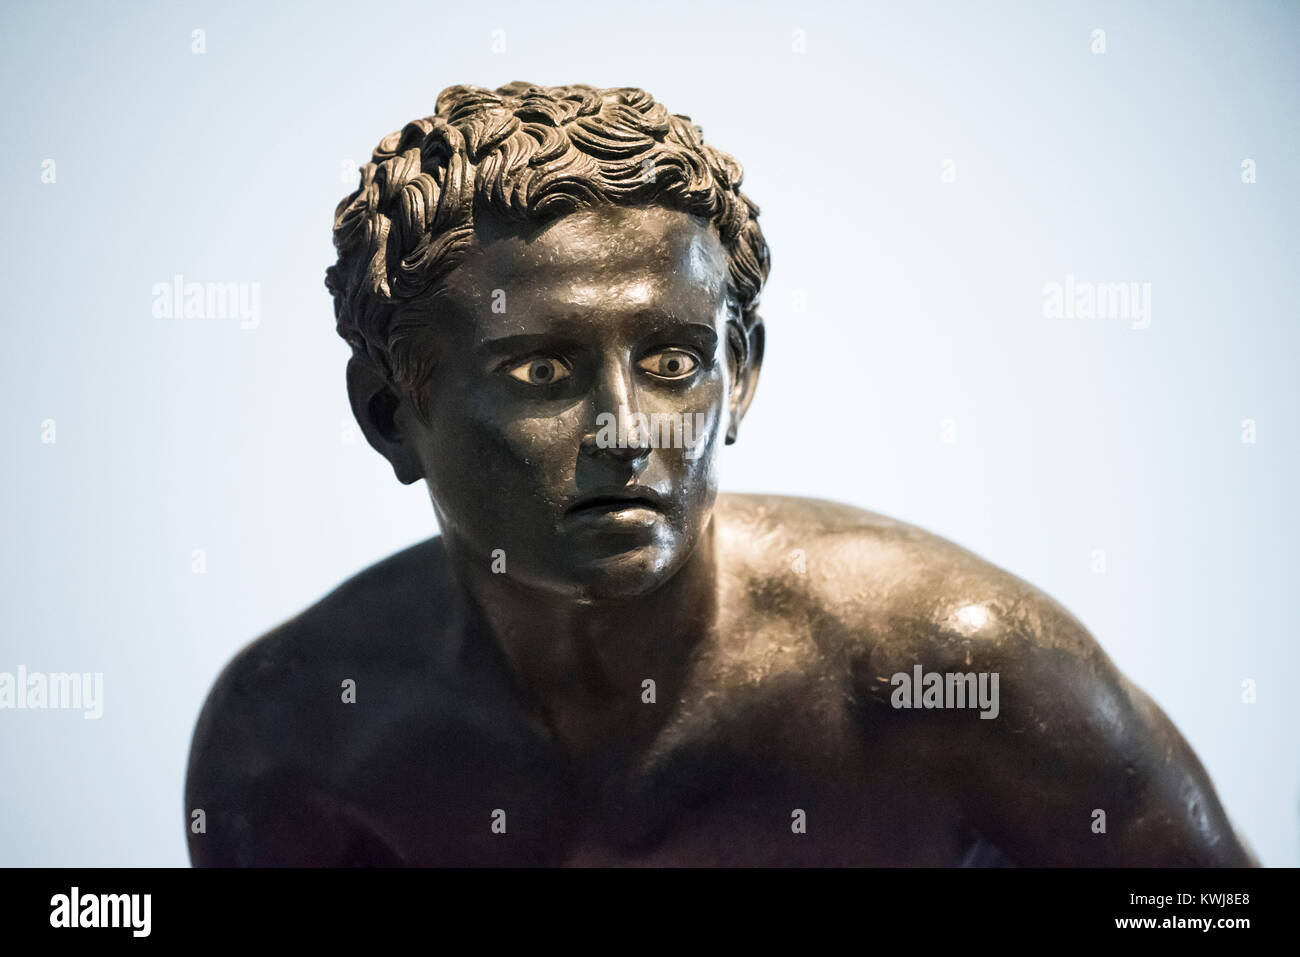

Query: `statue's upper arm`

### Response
(953, 603, 1255, 866)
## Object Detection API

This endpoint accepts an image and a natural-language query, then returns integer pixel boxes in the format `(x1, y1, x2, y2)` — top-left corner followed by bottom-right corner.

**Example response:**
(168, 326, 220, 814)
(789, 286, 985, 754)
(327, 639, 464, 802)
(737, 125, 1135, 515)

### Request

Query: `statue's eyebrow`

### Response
(639, 320, 719, 357)
(473, 308, 719, 355)
(474, 331, 584, 361)
(622, 308, 721, 353)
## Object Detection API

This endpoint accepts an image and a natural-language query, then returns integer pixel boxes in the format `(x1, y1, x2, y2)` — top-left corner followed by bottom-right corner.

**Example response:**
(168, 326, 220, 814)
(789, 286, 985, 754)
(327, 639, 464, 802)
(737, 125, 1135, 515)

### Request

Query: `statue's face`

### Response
(399, 205, 740, 598)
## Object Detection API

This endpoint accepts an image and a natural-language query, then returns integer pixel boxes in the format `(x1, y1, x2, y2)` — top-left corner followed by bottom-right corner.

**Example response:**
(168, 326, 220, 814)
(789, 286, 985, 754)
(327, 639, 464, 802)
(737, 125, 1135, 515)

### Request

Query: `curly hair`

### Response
(325, 82, 771, 405)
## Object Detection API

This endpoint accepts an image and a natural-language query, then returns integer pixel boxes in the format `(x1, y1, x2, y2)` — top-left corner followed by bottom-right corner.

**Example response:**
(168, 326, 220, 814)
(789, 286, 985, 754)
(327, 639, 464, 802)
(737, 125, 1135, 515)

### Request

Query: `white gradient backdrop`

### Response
(1, 0, 1296, 866)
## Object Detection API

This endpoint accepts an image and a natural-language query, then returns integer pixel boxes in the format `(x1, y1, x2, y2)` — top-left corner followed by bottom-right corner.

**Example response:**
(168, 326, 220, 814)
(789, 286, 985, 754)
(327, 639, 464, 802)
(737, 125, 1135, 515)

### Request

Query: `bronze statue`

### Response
(185, 82, 1256, 866)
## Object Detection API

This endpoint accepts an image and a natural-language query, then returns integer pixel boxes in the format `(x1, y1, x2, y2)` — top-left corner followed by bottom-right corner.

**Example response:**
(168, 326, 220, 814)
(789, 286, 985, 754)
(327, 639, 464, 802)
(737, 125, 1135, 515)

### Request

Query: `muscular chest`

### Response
(331, 623, 969, 865)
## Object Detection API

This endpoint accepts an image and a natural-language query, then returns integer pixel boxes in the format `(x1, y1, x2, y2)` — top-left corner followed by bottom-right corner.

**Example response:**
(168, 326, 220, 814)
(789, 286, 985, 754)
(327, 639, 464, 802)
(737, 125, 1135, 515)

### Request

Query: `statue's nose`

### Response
(581, 404, 653, 462)
(580, 362, 652, 464)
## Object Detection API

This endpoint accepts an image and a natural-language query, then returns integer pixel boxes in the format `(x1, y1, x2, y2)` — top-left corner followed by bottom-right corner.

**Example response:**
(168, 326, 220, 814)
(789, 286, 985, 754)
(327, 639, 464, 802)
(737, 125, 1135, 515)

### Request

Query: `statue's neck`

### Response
(445, 520, 719, 711)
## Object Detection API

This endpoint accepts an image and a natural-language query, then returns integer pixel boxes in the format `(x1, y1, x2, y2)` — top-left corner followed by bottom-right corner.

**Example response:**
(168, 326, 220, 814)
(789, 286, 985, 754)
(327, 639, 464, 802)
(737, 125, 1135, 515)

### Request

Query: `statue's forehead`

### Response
(442, 205, 730, 302)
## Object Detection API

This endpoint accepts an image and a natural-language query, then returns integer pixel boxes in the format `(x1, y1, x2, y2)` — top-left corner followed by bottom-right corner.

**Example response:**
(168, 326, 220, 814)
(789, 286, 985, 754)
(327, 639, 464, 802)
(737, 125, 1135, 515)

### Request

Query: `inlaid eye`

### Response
(637, 349, 699, 380)
(507, 356, 571, 385)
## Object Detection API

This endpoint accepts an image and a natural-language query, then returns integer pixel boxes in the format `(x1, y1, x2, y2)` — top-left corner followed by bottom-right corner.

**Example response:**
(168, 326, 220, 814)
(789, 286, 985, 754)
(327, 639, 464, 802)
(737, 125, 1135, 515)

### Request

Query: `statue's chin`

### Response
(535, 544, 685, 602)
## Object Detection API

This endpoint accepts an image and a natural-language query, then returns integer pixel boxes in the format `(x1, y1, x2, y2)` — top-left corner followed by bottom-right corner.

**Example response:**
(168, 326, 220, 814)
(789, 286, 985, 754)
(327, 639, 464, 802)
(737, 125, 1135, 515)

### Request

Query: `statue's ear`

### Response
(725, 316, 764, 445)
(346, 356, 424, 484)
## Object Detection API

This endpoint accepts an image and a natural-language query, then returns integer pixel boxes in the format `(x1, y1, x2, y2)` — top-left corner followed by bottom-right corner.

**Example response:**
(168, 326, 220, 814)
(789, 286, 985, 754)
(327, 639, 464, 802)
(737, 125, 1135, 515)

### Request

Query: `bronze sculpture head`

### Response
(186, 82, 1257, 868)
(326, 83, 768, 598)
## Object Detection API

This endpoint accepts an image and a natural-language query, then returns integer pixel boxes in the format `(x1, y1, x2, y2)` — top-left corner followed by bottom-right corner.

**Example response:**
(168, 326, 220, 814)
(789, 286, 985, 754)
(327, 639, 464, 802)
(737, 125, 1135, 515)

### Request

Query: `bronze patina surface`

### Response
(186, 83, 1255, 866)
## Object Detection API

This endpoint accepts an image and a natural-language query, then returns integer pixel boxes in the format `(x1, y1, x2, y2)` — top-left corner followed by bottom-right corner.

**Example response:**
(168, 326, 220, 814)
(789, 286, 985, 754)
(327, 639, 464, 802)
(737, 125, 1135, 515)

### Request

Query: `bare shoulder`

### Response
(184, 536, 452, 864)
(189, 536, 452, 722)
(712, 492, 1121, 737)
(713, 491, 1095, 664)
(715, 494, 1254, 864)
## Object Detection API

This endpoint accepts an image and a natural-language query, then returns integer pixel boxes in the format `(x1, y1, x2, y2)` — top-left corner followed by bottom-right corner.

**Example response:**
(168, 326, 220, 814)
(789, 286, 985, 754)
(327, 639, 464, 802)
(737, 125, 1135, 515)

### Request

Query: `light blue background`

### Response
(1, 0, 1296, 866)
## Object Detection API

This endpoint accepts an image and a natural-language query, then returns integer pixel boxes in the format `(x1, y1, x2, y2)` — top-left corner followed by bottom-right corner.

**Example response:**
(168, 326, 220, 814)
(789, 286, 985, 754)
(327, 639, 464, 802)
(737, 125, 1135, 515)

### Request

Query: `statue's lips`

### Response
(564, 490, 666, 530)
